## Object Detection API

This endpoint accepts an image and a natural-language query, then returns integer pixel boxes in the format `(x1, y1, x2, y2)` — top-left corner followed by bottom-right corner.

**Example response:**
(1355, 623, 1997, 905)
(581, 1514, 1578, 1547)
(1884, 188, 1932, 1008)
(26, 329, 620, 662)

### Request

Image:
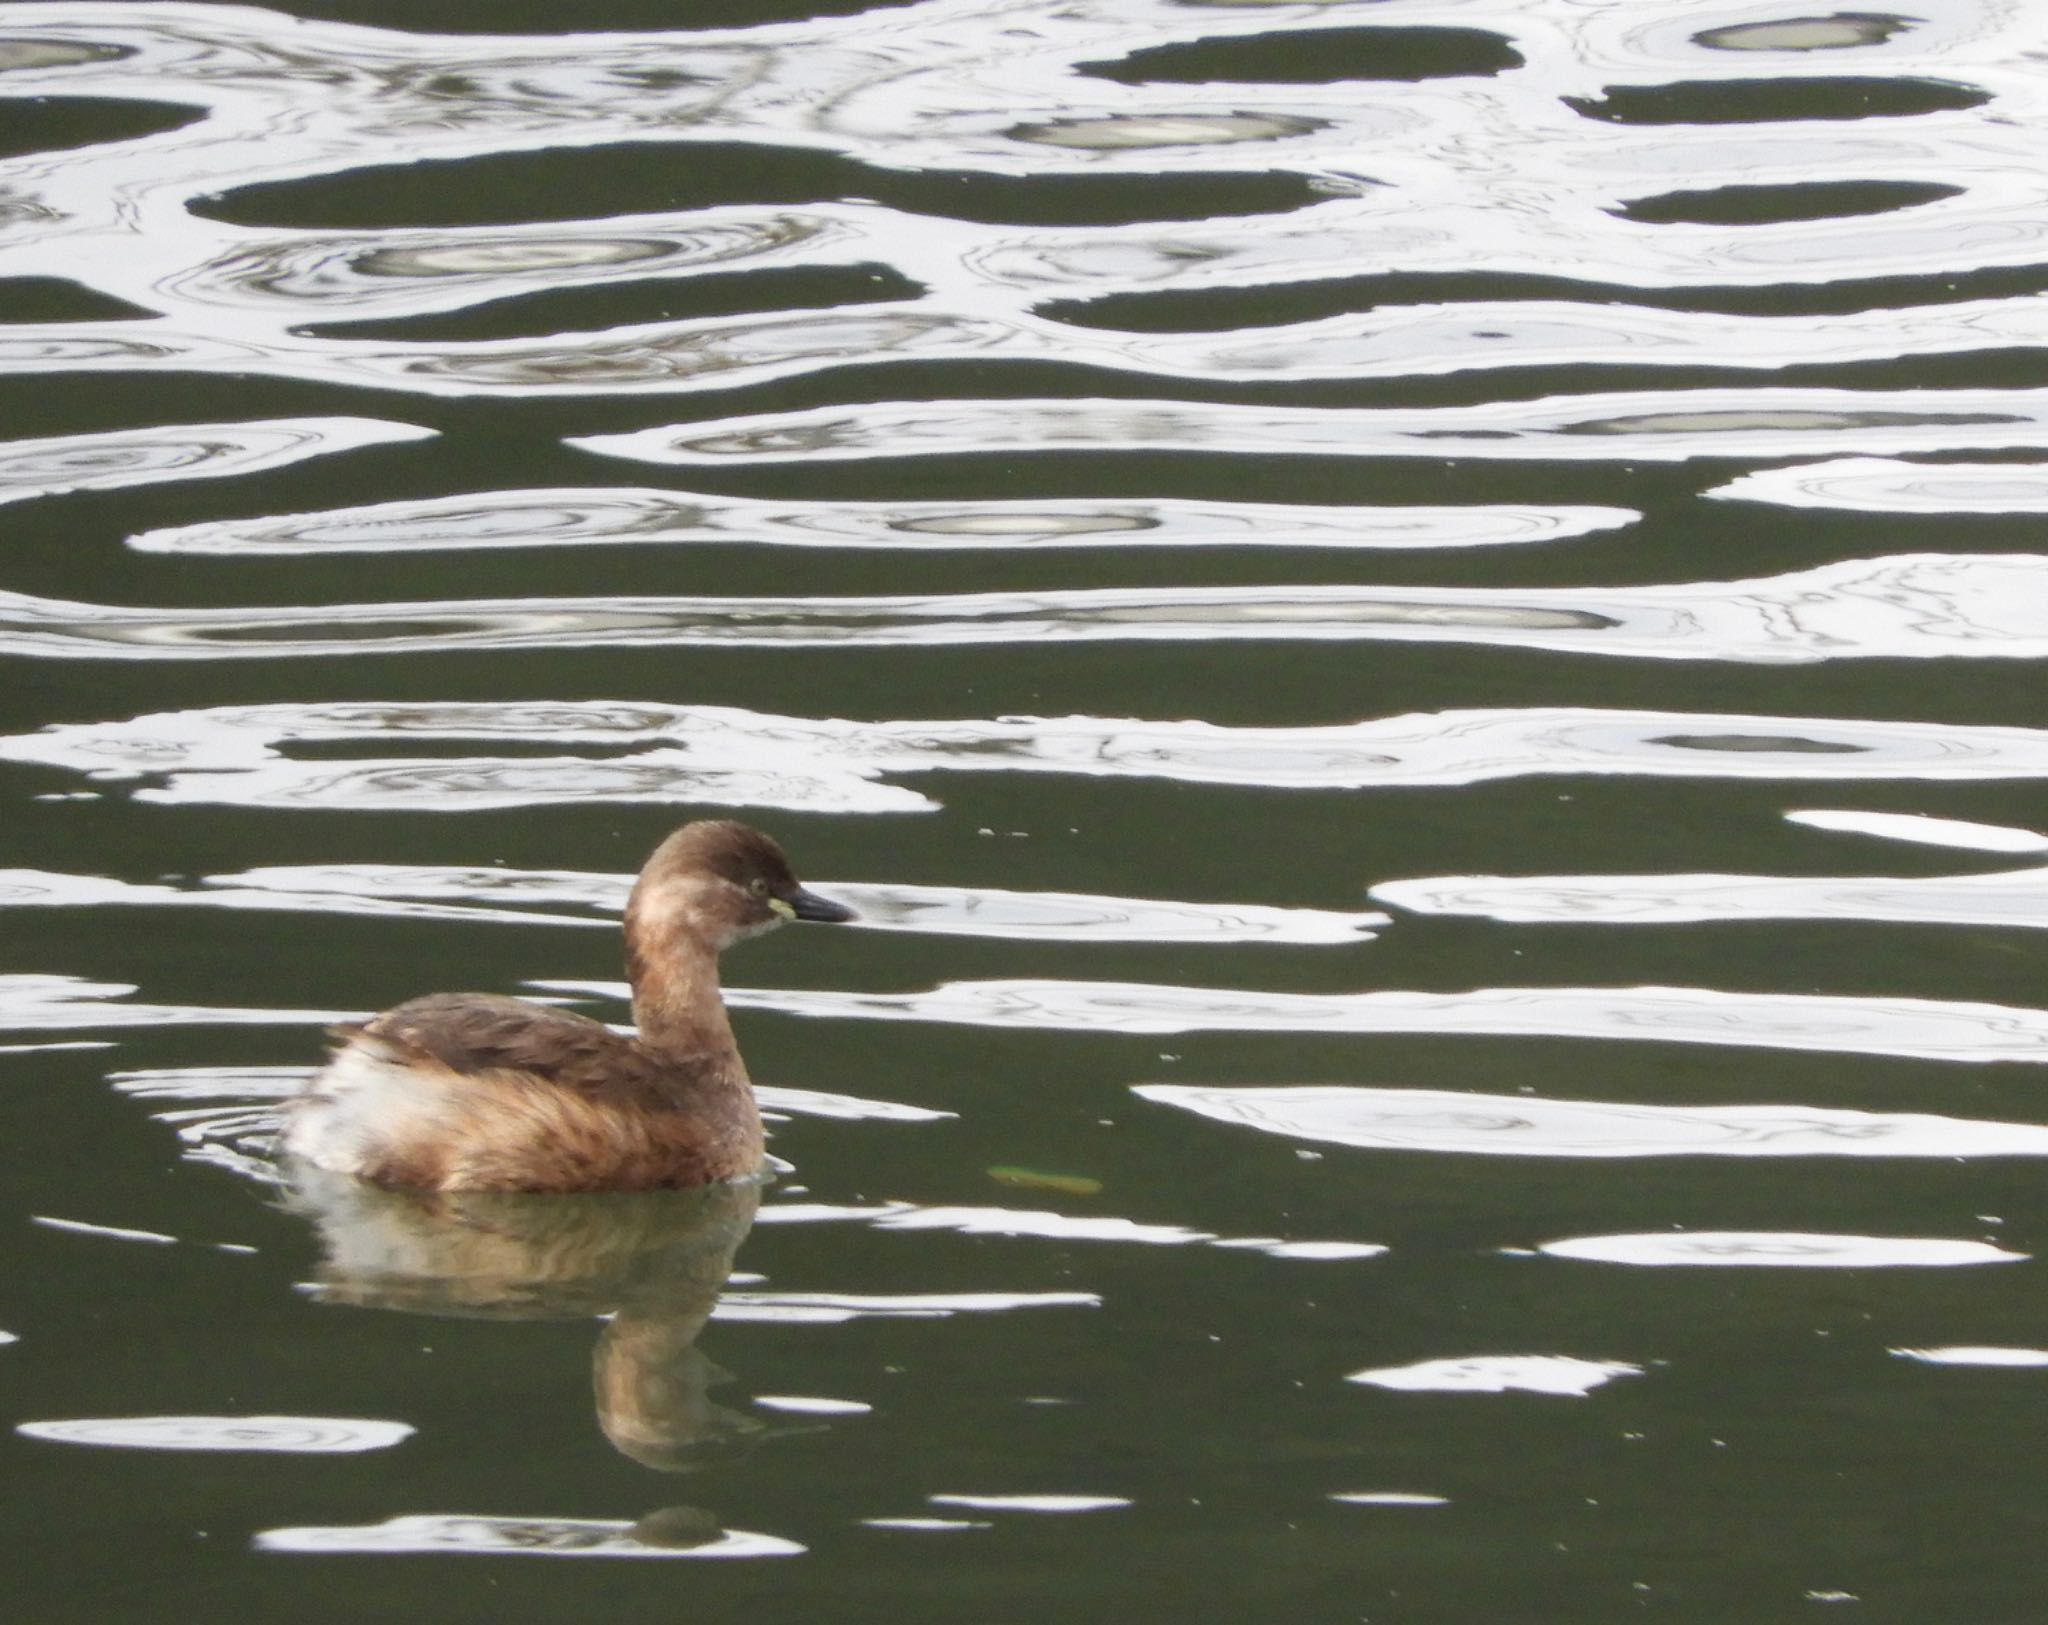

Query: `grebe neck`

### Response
(624, 896, 742, 1072)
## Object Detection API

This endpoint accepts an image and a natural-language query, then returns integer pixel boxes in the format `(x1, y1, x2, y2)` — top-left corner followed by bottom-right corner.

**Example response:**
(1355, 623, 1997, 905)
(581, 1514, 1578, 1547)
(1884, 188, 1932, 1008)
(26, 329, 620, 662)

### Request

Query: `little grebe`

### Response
(282, 820, 854, 1193)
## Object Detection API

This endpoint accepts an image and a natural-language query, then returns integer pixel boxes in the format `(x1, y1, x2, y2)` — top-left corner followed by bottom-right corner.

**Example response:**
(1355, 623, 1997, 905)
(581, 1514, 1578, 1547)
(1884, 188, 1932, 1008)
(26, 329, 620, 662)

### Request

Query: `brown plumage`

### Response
(282, 821, 854, 1193)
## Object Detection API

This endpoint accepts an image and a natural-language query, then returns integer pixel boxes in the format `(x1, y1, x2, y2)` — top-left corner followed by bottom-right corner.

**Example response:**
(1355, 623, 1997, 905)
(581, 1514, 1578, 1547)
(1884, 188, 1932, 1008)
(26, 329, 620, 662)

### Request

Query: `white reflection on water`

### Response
(1, 0, 2045, 416)
(1784, 808, 2048, 854)
(746, 881, 1383, 945)
(0, 418, 429, 506)
(36, 288, 2048, 400)
(1134, 1084, 2048, 1158)
(749, 1198, 1382, 1261)
(0, 861, 1383, 947)
(1691, 16, 1906, 51)
(1890, 1346, 2048, 1367)
(216, 864, 1384, 945)
(0, 866, 608, 929)
(255, 1514, 802, 1558)
(131, 489, 1629, 556)
(1346, 1356, 1640, 1396)
(1538, 1232, 2027, 1267)
(713, 978, 2048, 1065)
(30, 1213, 177, 1244)
(753, 1086, 953, 1124)
(11, 1, 2048, 1582)
(18, 1415, 412, 1451)
(1375, 864, 2048, 931)
(2, 552, 2043, 664)
(574, 391, 2048, 468)
(753, 1395, 872, 1415)
(1712, 457, 2048, 514)
(712, 1289, 1099, 1324)
(0, 973, 351, 1031)
(13, 701, 2048, 816)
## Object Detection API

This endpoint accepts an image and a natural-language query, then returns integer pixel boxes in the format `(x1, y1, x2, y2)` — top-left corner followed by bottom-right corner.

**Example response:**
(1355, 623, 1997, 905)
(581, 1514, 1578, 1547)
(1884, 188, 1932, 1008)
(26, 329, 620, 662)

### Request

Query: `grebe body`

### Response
(282, 821, 853, 1193)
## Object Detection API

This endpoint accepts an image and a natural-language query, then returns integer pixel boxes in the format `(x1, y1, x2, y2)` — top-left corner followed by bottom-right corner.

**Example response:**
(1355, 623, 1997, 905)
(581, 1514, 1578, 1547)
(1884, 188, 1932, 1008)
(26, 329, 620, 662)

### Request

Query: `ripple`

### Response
(0, 972, 351, 1033)
(834, 883, 1385, 944)
(1347, 1356, 1641, 1396)
(1569, 77, 1987, 125)
(3, 552, 2045, 665)
(1135, 1084, 2048, 1158)
(1695, 17, 1913, 53)
(256, 1513, 802, 1558)
(752, 1395, 872, 1415)
(23, 286, 2048, 399)
(1538, 1232, 2026, 1267)
(1891, 1346, 2048, 1367)
(31, 1214, 177, 1244)
(727, 979, 2048, 1065)
(745, 1197, 1379, 1259)
(0, 866, 607, 929)
(361, 238, 681, 279)
(928, 1493, 1129, 1512)
(1105, 297, 2048, 387)
(373, 308, 1009, 393)
(572, 390, 2048, 467)
(110, 1064, 310, 1103)
(711, 1289, 1100, 1324)
(130, 488, 1629, 556)
(13, 702, 2048, 816)
(1615, 179, 1958, 228)
(1712, 457, 2048, 513)
(2, 0, 2044, 379)
(1085, 26, 1519, 85)
(754, 1085, 954, 1124)
(196, 217, 829, 311)
(18, 1415, 413, 1452)
(169, 758, 922, 815)
(0, 418, 430, 506)
(1010, 112, 1324, 149)
(0, 39, 133, 71)
(1785, 808, 2048, 853)
(211, 864, 1383, 945)
(1375, 863, 2048, 930)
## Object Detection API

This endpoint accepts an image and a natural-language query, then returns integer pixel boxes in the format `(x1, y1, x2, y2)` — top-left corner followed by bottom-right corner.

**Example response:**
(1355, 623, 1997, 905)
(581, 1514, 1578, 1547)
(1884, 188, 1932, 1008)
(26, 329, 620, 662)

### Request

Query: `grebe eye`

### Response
(748, 876, 769, 898)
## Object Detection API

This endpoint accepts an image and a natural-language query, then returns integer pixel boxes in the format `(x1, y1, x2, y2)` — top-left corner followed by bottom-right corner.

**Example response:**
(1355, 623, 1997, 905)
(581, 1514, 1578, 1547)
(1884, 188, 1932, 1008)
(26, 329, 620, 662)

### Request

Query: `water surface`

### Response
(5, 1, 2047, 1619)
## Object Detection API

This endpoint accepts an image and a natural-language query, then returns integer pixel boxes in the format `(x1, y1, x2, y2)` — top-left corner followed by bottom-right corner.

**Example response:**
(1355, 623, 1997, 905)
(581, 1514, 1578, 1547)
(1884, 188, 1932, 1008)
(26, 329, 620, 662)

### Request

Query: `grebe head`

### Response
(627, 820, 854, 955)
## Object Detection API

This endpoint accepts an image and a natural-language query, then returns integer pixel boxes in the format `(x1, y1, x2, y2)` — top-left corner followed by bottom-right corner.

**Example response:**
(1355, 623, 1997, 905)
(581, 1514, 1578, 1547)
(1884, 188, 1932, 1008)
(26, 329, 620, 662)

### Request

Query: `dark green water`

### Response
(4, 1, 2047, 1618)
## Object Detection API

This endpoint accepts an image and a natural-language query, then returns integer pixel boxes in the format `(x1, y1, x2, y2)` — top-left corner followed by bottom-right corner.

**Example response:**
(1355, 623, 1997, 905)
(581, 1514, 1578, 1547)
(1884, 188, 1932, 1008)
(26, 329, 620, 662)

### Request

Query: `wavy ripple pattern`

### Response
(613, 977, 2048, 1065)
(130, 489, 1632, 556)
(13, 702, 2048, 819)
(1375, 864, 2048, 930)
(1135, 1084, 2048, 1158)
(8, 0, 2048, 1597)
(0, 552, 2041, 663)
(255, 1514, 803, 1558)
(17, 1415, 412, 1452)
(0, 419, 429, 506)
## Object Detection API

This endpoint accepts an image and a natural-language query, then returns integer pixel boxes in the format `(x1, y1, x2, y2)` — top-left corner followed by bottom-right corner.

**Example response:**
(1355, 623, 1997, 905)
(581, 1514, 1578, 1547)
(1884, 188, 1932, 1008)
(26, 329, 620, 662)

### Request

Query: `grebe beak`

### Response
(777, 887, 856, 924)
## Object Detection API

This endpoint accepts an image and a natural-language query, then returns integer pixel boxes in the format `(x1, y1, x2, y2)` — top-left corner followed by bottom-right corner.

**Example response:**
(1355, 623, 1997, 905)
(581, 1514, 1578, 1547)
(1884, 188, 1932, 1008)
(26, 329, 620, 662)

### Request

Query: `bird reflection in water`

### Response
(286, 1166, 791, 1547)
